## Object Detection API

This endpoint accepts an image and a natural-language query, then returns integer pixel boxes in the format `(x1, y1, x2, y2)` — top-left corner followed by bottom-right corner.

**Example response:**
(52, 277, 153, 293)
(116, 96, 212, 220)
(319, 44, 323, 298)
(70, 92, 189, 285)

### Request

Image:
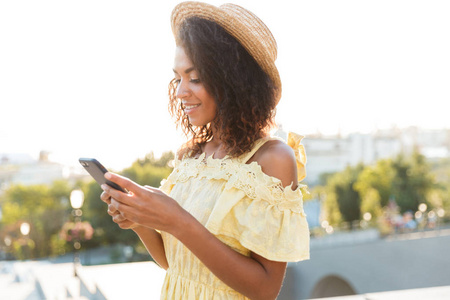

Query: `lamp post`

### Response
(70, 189, 84, 277)
(437, 208, 445, 230)
(419, 203, 427, 231)
(20, 222, 31, 259)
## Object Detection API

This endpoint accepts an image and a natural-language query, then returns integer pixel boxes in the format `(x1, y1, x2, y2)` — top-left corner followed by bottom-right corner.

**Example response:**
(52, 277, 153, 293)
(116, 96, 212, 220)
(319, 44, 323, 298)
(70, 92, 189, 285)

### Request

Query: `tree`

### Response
(354, 159, 395, 219)
(321, 187, 343, 226)
(391, 151, 435, 213)
(122, 151, 174, 187)
(327, 164, 365, 228)
(0, 180, 72, 259)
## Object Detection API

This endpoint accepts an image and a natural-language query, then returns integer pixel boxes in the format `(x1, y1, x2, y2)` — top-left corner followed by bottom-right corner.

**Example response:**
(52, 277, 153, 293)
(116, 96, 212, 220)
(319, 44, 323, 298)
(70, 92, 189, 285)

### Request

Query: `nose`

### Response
(176, 79, 190, 99)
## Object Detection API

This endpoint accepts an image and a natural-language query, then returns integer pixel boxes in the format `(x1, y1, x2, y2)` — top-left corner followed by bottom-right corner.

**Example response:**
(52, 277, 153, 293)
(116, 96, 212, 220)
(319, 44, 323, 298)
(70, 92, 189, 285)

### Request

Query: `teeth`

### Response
(184, 104, 200, 109)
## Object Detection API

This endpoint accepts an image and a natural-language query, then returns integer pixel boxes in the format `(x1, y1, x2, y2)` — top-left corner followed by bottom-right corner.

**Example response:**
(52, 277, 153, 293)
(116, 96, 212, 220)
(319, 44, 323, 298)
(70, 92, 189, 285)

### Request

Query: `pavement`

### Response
(1, 258, 450, 299)
(0, 260, 165, 300)
(312, 285, 450, 300)
(79, 261, 166, 300)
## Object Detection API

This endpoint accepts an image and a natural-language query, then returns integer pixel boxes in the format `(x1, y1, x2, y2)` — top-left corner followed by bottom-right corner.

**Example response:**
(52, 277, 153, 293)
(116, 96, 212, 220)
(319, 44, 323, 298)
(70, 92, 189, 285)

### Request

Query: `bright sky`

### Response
(1, 0, 449, 170)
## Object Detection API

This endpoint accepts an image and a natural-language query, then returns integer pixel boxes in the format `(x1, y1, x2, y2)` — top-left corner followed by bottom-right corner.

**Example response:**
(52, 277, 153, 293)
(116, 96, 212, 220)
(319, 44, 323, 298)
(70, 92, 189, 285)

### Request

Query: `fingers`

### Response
(101, 179, 138, 230)
(112, 212, 126, 223)
(105, 172, 141, 194)
(107, 203, 118, 215)
(116, 219, 138, 230)
(109, 197, 134, 221)
(107, 203, 132, 227)
(101, 183, 134, 208)
(111, 210, 137, 229)
(100, 191, 112, 204)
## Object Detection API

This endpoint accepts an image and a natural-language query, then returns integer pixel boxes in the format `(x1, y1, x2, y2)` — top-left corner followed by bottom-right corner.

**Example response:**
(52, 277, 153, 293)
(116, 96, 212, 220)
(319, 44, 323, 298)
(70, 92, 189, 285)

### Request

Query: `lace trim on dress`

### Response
(161, 151, 307, 215)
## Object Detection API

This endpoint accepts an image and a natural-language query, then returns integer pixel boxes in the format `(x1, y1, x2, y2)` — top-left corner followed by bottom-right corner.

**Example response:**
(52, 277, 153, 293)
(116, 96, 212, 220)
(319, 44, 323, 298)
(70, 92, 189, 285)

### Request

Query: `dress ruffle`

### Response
(162, 152, 307, 213)
(206, 187, 310, 262)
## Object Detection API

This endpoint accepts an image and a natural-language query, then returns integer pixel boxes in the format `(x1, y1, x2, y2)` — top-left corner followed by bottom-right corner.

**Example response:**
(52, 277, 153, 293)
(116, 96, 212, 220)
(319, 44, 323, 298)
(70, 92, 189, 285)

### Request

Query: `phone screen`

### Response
(79, 158, 127, 193)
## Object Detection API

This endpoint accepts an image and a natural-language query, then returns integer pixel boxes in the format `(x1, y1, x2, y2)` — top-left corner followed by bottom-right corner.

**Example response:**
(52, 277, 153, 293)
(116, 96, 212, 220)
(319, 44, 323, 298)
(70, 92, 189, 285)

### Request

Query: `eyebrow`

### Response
(173, 67, 195, 75)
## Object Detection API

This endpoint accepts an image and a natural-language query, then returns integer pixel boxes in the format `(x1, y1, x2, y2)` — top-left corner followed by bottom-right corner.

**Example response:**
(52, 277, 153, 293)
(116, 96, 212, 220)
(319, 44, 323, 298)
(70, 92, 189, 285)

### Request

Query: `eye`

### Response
(190, 79, 201, 83)
(173, 78, 181, 84)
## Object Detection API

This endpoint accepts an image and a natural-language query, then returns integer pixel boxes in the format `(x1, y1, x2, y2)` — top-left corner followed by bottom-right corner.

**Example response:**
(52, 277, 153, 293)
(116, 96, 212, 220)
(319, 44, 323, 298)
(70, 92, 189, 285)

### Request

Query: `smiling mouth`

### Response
(183, 104, 201, 110)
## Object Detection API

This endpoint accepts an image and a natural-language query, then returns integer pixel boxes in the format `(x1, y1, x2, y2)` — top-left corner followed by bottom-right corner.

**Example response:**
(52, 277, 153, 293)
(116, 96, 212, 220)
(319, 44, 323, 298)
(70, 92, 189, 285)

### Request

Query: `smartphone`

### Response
(79, 158, 128, 193)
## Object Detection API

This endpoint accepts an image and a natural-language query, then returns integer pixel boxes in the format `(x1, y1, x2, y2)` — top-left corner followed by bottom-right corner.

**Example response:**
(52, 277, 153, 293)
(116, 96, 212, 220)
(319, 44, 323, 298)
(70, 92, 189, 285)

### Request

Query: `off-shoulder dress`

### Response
(159, 133, 310, 299)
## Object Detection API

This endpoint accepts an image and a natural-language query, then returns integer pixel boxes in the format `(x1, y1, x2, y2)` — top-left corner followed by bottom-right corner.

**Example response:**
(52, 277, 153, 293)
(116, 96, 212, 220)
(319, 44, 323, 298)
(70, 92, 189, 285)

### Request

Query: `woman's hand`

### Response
(100, 188, 139, 230)
(101, 172, 186, 234)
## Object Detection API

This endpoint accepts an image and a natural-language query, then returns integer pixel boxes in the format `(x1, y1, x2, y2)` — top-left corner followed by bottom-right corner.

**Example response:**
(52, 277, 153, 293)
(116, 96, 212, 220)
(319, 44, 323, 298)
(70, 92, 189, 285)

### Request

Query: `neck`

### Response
(202, 129, 227, 159)
(209, 122, 223, 145)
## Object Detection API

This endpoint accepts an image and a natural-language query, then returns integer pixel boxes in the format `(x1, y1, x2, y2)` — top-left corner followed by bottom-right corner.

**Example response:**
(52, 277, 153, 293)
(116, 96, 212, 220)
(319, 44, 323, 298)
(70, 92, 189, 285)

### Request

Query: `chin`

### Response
(188, 120, 204, 127)
(188, 118, 208, 127)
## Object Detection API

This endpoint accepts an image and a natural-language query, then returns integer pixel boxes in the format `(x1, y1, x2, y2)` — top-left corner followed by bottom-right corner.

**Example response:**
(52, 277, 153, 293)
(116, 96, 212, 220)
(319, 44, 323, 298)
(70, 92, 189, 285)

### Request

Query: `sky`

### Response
(1, 0, 449, 170)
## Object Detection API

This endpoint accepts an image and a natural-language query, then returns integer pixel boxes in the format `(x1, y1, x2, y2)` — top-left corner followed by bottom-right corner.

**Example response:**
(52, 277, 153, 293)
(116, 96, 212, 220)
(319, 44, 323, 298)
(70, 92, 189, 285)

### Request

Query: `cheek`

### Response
(196, 89, 216, 110)
(205, 97, 217, 116)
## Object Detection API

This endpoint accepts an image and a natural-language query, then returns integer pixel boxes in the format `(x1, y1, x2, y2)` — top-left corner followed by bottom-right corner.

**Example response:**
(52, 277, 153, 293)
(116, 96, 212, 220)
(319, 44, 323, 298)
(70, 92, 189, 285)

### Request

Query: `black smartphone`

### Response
(79, 158, 128, 193)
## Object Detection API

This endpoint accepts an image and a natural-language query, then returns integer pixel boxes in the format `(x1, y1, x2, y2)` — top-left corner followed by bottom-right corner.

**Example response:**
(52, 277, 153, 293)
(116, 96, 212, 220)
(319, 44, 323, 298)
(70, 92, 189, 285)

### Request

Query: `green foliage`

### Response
(391, 151, 435, 213)
(354, 159, 395, 220)
(359, 188, 383, 220)
(136, 152, 174, 169)
(428, 157, 450, 220)
(320, 150, 440, 229)
(0, 180, 72, 259)
(327, 164, 364, 226)
(0, 151, 175, 260)
(122, 151, 174, 187)
(321, 188, 343, 226)
(355, 159, 395, 207)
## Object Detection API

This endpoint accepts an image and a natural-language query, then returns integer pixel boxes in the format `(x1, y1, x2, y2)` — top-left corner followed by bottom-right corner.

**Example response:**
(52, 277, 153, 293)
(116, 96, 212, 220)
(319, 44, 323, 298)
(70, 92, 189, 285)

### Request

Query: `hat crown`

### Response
(219, 4, 277, 62)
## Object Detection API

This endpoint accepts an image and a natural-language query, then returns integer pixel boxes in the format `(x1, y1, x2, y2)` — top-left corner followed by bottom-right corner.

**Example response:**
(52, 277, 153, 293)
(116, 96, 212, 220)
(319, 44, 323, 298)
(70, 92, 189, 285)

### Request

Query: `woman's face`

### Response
(173, 47, 217, 127)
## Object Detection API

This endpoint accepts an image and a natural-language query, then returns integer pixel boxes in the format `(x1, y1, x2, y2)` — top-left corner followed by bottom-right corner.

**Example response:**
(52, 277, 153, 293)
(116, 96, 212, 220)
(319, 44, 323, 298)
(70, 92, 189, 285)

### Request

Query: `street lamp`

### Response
(20, 222, 31, 259)
(417, 203, 428, 232)
(20, 222, 30, 236)
(70, 189, 85, 210)
(418, 203, 427, 214)
(70, 189, 84, 277)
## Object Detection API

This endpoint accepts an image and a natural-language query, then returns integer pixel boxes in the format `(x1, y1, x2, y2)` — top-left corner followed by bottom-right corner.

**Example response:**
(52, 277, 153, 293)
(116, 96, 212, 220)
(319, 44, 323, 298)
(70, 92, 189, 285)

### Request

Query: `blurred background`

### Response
(1, 0, 449, 299)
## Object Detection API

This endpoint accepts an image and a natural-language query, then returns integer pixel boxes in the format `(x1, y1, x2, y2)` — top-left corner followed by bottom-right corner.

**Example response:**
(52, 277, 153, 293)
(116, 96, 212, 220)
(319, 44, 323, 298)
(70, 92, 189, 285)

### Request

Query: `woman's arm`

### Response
(103, 141, 297, 299)
(132, 226, 168, 270)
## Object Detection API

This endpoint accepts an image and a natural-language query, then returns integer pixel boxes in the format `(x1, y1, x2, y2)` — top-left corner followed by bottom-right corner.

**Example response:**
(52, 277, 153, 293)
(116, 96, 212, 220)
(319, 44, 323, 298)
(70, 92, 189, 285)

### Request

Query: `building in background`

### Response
(295, 127, 450, 186)
(0, 151, 83, 190)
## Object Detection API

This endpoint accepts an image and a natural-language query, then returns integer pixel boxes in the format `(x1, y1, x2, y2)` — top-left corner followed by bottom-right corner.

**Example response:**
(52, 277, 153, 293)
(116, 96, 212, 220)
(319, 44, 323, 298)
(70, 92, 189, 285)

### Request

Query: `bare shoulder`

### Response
(250, 140, 298, 189)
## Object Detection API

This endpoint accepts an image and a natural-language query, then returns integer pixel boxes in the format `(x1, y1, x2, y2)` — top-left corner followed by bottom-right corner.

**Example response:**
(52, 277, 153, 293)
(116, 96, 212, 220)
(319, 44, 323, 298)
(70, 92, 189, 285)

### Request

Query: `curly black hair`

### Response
(169, 17, 277, 158)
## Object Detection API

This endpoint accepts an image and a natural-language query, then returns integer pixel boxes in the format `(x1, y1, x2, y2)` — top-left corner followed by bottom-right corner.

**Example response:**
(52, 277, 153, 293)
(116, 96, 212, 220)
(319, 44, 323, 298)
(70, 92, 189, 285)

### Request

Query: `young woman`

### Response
(100, 2, 309, 299)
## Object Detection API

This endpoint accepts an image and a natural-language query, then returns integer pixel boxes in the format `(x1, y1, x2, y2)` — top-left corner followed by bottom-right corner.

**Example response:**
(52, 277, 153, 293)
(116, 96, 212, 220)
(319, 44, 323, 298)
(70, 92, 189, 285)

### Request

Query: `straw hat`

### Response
(171, 1, 282, 103)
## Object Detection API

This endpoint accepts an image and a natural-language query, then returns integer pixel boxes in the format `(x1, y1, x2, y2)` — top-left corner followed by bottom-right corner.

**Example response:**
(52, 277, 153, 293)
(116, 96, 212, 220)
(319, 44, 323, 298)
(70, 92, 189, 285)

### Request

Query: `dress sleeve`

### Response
(204, 165, 310, 262)
(159, 177, 174, 195)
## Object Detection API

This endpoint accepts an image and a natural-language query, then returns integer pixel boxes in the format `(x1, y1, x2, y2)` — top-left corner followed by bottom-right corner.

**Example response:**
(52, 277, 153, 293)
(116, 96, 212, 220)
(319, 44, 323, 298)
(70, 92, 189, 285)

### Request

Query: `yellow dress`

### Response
(159, 134, 310, 300)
